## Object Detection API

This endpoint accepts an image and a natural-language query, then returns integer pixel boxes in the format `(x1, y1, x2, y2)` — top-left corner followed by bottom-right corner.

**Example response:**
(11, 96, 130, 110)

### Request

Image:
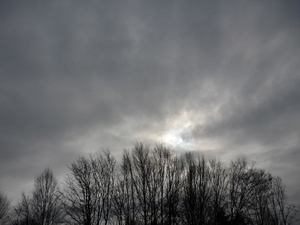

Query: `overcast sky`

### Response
(1, 0, 300, 207)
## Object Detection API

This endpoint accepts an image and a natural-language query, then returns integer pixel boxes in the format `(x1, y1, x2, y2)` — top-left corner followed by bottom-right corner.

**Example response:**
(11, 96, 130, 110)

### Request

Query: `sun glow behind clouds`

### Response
(162, 111, 201, 149)
(161, 110, 223, 152)
(164, 127, 185, 146)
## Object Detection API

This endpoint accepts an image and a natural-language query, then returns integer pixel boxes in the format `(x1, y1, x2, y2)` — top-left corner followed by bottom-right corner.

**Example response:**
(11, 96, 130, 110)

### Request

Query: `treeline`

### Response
(1, 143, 299, 225)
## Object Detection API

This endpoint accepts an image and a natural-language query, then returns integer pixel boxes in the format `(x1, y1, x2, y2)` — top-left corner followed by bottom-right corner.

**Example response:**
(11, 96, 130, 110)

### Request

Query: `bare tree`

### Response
(13, 192, 36, 225)
(182, 153, 212, 225)
(227, 158, 255, 224)
(90, 150, 116, 225)
(112, 150, 137, 225)
(208, 159, 229, 225)
(12, 168, 63, 225)
(62, 151, 116, 225)
(32, 168, 64, 225)
(267, 177, 300, 225)
(62, 156, 96, 225)
(131, 143, 152, 225)
(112, 177, 127, 225)
(0, 188, 10, 224)
(163, 149, 184, 225)
(113, 144, 185, 225)
(225, 158, 300, 225)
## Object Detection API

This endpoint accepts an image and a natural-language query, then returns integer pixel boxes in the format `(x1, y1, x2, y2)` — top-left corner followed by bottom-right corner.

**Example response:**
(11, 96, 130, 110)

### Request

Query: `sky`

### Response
(0, 0, 300, 208)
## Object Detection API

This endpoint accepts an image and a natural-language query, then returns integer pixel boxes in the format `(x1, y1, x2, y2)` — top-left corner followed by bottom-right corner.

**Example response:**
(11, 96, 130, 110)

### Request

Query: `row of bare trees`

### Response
(1, 143, 299, 225)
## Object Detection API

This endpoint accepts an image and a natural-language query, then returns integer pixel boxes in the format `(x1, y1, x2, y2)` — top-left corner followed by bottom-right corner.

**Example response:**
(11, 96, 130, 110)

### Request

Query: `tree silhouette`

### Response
(62, 151, 116, 225)
(12, 168, 63, 225)
(0, 188, 10, 224)
(8, 143, 300, 225)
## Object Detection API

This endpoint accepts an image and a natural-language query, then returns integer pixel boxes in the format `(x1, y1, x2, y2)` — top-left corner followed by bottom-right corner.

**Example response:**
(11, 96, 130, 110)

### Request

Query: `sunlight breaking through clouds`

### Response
(161, 110, 216, 151)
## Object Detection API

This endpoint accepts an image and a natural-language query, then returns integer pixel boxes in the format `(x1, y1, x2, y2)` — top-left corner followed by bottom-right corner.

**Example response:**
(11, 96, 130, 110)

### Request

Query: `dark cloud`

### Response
(0, 1, 300, 210)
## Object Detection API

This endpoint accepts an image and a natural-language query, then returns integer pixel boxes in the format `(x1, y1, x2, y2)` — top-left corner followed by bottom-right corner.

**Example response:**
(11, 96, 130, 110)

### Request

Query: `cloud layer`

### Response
(1, 1, 300, 206)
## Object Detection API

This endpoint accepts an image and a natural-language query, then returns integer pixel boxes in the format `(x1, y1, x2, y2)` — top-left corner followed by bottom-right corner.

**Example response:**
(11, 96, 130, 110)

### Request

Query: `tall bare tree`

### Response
(208, 159, 229, 225)
(32, 168, 64, 225)
(267, 177, 300, 225)
(163, 149, 184, 225)
(112, 150, 137, 225)
(182, 153, 212, 225)
(0, 188, 10, 224)
(90, 151, 116, 225)
(227, 158, 256, 224)
(12, 168, 63, 225)
(62, 151, 116, 225)
(62, 156, 96, 225)
(131, 143, 152, 225)
(13, 192, 36, 225)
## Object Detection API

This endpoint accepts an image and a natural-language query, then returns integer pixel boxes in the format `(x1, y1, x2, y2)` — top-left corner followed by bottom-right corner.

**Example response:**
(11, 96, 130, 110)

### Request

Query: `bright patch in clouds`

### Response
(162, 111, 199, 148)
(161, 110, 225, 152)
(164, 127, 185, 147)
